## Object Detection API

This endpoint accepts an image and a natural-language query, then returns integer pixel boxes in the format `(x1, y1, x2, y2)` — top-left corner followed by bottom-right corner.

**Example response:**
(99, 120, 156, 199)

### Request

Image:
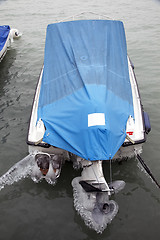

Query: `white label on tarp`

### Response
(88, 113, 105, 127)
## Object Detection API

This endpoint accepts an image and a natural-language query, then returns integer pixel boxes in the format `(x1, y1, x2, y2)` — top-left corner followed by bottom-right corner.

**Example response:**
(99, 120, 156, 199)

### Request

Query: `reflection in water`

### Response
(0, 48, 17, 97)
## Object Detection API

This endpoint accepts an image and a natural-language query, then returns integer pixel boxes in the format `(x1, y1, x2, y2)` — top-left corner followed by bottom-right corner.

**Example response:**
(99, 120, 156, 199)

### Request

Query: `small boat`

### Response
(0, 25, 21, 62)
(27, 13, 151, 232)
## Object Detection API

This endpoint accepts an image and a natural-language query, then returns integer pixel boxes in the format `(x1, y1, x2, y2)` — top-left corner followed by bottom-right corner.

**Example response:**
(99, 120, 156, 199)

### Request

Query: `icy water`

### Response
(0, 0, 160, 239)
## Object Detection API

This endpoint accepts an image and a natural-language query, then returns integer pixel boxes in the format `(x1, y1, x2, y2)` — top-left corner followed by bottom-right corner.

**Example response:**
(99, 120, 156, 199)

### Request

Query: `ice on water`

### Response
(0, 154, 35, 191)
(0, 155, 121, 233)
(72, 177, 119, 233)
(0, 154, 57, 191)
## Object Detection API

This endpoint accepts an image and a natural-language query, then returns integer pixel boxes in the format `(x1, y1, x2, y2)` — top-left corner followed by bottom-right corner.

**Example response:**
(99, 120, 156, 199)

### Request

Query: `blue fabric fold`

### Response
(0, 25, 10, 51)
(38, 20, 134, 160)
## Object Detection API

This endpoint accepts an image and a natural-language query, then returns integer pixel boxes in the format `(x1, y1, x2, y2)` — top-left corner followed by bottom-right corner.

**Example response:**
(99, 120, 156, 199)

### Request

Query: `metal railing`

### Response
(56, 11, 113, 23)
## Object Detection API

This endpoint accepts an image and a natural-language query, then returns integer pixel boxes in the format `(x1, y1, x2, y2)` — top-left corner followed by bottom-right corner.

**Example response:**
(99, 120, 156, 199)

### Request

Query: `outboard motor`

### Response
(71, 159, 125, 233)
(31, 153, 62, 184)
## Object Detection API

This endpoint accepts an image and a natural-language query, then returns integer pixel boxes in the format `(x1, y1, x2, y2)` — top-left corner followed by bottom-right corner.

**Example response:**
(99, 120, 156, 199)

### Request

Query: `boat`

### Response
(27, 13, 151, 232)
(0, 25, 21, 62)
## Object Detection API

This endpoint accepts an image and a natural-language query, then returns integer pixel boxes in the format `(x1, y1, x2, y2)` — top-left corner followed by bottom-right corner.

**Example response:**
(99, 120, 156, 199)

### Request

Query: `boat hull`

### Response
(0, 32, 11, 62)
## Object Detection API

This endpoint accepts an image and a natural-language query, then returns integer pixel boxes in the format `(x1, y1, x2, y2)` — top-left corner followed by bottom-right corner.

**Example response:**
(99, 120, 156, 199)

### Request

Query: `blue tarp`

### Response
(0, 25, 10, 51)
(37, 20, 134, 160)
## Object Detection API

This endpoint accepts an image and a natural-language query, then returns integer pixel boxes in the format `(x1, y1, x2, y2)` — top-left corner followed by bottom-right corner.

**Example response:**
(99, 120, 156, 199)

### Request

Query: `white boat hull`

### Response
(0, 32, 10, 62)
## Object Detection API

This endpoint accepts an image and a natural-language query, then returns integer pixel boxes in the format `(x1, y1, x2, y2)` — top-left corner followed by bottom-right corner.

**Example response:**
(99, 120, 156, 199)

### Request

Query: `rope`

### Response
(136, 154, 160, 189)
(109, 158, 113, 184)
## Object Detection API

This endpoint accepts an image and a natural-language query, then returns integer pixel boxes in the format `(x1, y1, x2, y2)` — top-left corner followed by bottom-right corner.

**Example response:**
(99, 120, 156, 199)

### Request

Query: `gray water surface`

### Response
(0, 0, 160, 239)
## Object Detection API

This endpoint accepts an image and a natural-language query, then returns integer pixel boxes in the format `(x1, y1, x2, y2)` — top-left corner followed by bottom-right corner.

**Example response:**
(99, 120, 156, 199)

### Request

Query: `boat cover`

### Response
(37, 20, 134, 160)
(0, 25, 10, 51)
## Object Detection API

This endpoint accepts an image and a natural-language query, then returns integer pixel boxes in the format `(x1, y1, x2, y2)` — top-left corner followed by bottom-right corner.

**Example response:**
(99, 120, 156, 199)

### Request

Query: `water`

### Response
(0, 0, 160, 239)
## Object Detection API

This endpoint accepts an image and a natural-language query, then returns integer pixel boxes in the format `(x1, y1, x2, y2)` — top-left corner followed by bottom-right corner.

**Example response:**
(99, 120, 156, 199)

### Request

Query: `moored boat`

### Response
(26, 13, 151, 232)
(0, 25, 21, 62)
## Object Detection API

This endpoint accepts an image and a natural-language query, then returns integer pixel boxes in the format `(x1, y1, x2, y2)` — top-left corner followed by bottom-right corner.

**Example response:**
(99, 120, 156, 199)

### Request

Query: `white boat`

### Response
(0, 25, 21, 62)
(27, 13, 151, 232)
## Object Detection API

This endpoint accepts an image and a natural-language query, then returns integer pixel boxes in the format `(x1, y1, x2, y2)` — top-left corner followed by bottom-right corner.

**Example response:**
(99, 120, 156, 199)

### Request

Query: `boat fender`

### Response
(9, 29, 22, 42)
(143, 111, 151, 134)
